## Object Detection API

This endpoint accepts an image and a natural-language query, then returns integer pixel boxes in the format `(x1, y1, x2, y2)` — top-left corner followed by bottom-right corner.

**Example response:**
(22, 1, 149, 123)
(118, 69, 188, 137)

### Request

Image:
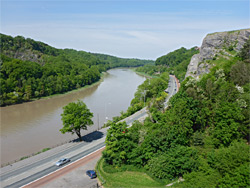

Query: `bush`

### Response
(146, 145, 198, 180)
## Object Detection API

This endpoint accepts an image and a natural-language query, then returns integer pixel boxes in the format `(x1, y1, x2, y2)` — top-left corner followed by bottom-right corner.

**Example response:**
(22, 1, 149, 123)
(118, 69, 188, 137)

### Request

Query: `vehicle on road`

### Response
(55, 158, 70, 166)
(86, 170, 97, 179)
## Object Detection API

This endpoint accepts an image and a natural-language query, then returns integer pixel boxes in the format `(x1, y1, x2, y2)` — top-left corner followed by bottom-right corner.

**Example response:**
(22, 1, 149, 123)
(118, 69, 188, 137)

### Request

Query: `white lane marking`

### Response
(20, 146, 105, 188)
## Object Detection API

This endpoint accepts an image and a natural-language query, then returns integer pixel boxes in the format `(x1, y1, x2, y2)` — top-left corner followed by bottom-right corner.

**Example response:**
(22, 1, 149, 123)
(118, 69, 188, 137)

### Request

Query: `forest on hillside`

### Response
(0, 33, 152, 106)
(136, 47, 199, 81)
(102, 39, 250, 187)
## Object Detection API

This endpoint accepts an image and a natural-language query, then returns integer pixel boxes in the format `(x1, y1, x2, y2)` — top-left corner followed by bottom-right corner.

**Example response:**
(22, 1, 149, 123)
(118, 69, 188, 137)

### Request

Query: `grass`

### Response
(35, 148, 51, 155)
(132, 68, 159, 79)
(96, 158, 166, 188)
(20, 148, 51, 161)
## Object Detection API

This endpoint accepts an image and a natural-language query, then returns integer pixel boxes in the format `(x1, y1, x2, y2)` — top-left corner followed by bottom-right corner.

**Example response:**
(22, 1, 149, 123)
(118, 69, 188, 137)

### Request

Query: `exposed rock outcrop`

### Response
(185, 29, 250, 78)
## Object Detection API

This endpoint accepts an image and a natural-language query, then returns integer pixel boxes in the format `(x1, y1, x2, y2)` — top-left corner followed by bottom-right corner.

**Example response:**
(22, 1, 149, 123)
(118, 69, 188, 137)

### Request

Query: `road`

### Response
(164, 75, 179, 106)
(24, 147, 105, 188)
(0, 133, 107, 188)
(121, 75, 178, 126)
(0, 75, 179, 188)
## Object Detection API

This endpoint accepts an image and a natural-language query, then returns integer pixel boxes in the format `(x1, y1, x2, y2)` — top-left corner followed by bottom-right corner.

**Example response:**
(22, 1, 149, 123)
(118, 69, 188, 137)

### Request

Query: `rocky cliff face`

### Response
(185, 29, 250, 78)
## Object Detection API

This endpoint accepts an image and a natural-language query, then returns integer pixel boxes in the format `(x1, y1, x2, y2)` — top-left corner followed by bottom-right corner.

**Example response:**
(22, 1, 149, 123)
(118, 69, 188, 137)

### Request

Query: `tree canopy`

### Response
(0, 33, 153, 106)
(102, 42, 250, 187)
(60, 100, 93, 141)
(136, 47, 199, 81)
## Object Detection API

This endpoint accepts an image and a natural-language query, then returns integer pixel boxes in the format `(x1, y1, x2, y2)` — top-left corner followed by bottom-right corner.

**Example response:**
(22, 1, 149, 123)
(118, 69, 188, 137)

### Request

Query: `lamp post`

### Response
(105, 102, 111, 122)
(142, 90, 147, 106)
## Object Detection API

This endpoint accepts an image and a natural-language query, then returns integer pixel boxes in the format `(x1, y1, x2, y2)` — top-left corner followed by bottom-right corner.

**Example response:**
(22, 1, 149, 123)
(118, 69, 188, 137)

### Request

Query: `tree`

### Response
(146, 145, 198, 180)
(238, 37, 250, 62)
(60, 100, 93, 141)
(103, 122, 138, 166)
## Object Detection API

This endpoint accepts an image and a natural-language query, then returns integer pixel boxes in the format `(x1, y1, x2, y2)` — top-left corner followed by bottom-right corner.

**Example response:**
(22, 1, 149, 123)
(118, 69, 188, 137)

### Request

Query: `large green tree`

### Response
(60, 100, 93, 141)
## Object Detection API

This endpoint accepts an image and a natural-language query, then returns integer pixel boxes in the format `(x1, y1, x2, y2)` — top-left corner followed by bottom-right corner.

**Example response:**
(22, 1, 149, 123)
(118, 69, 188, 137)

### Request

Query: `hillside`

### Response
(100, 30, 250, 187)
(0, 33, 152, 106)
(92, 53, 154, 68)
(136, 47, 199, 81)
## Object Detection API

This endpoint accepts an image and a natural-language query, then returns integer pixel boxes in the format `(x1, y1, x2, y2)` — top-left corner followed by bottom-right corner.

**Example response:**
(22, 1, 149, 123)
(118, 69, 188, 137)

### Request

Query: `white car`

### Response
(55, 158, 70, 166)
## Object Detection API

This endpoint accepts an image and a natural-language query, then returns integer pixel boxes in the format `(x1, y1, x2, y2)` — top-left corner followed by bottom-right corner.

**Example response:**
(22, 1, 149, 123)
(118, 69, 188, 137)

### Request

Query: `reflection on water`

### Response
(0, 69, 146, 165)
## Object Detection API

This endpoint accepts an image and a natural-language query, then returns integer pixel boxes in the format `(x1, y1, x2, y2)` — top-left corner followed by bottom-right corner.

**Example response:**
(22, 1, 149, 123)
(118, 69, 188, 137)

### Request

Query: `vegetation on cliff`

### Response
(101, 38, 250, 187)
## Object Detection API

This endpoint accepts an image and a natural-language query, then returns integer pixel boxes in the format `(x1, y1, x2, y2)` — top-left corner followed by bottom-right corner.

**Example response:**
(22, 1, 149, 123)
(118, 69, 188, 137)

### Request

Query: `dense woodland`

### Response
(136, 47, 199, 81)
(102, 39, 250, 187)
(0, 33, 152, 106)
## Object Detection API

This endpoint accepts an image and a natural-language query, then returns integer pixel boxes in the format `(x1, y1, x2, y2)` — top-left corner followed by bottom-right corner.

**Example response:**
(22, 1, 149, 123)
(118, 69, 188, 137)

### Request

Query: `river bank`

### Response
(0, 69, 146, 166)
(1, 72, 108, 108)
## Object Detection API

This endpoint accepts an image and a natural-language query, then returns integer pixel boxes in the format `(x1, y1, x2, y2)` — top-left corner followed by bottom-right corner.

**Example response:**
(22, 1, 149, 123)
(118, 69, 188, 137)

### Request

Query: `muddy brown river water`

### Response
(0, 69, 146, 165)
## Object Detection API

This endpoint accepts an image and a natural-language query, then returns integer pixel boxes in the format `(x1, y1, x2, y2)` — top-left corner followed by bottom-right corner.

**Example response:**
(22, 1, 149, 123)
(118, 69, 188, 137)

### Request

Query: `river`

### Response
(0, 69, 146, 165)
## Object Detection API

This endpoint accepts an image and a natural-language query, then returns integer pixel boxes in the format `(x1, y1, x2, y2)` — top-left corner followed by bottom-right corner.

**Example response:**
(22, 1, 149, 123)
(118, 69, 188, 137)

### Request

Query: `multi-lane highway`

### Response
(0, 75, 179, 188)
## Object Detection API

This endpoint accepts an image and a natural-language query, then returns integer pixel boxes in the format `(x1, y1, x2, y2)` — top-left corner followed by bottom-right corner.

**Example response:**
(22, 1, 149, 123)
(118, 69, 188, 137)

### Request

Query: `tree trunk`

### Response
(75, 130, 82, 141)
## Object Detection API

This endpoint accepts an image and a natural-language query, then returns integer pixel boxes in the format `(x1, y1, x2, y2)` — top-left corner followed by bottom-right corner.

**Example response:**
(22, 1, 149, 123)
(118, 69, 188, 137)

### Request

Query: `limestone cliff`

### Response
(185, 29, 250, 78)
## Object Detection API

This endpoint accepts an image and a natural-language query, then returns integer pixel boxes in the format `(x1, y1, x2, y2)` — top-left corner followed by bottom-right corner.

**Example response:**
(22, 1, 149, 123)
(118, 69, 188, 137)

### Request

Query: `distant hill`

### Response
(0, 33, 153, 67)
(136, 47, 199, 81)
(92, 53, 154, 68)
(155, 47, 199, 67)
(0, 33, 152, 106)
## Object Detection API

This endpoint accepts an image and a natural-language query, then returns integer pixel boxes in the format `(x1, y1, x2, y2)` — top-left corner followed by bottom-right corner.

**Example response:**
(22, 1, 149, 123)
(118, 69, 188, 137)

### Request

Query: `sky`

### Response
(1, 0, 249, 60)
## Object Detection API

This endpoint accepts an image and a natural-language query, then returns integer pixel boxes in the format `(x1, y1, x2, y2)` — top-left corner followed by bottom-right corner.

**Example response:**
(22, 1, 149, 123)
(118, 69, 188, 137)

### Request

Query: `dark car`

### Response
(86, 170, 97, 179)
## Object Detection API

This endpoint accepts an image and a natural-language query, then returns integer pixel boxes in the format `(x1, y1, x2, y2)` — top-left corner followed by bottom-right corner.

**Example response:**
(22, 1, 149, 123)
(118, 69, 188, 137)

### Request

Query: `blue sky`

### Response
(1, 0, 249, 59)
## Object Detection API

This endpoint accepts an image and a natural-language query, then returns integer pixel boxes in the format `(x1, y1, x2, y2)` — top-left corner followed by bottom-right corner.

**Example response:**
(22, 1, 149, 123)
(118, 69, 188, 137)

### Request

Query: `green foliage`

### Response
(0, 33, 152, 106)
(137, 47, 198, 82)
(155, 47, 199, 81)
(238, 37, 250, 62)
(230, 61, 250, 86)
(155, 47, 197, 67)
(96, 158, 166, 188)
(146, 146, 198, 180)
(111, 76, 169, 123)
(103, 40, 250, 186)
(182, 141, 250, 188)
(103, 121, 139, 166)
(136, 64, 167, 76)
(60, 100, 93, 141)
(0, 54, 102, 106)
(93, 53, 154, 68)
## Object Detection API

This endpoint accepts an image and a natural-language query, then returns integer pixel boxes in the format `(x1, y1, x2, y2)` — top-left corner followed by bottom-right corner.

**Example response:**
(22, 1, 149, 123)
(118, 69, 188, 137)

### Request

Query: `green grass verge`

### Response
(96, 158, 166, 188)
(20, 148, 51, 161)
